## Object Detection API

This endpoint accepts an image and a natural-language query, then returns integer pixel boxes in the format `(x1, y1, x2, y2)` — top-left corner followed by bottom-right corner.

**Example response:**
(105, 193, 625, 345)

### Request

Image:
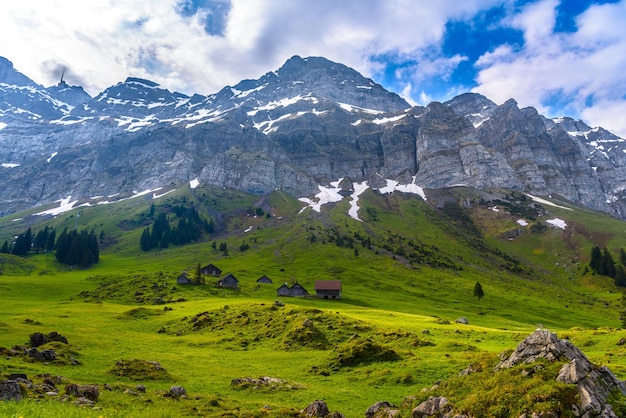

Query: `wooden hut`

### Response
(315, 280, 342, 299)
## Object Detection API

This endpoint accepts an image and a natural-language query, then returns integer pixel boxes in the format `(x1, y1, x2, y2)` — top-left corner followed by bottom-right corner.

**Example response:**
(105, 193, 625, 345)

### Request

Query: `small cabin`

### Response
(201, 263, 222, 276)
(276, 283, 291, 297)
(276, 282, 309, 297)
(290, 283, 309, 296)
(177, 272, 194, 285)
(218, 273, 239, 289)
(315, 280, 342, 300)
(257, 275, 273, 284)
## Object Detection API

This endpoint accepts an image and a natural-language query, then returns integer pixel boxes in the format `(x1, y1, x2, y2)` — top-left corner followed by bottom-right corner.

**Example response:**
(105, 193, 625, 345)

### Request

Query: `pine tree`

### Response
(0, 240, 9, 254)
(621, 248, 626, 266)
(603, 248, 616, 278)
(473, 281, 485, 300)
(590, 245, 602, 273)
(615, 265, 626, 287)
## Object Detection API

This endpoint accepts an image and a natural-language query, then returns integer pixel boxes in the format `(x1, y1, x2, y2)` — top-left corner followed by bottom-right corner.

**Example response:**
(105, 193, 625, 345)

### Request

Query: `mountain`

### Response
(1, 54, 625, 220)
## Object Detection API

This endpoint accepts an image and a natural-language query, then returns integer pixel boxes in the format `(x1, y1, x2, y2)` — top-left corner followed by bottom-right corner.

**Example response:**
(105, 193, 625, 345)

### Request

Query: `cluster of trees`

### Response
(55, 228, 100, 268)
(1, 226, 99, 269)
(140, 206, 215, 251)
(589, 245, 626, 287)
(2, 227, 56, 256)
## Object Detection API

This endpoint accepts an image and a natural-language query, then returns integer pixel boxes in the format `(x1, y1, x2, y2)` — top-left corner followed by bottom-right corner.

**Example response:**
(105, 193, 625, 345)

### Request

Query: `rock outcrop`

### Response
(497, 329, 626, 417)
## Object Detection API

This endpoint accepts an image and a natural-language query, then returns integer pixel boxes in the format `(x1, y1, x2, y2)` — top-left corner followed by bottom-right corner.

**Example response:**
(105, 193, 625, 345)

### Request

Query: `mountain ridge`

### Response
(1, 54, 625, 220)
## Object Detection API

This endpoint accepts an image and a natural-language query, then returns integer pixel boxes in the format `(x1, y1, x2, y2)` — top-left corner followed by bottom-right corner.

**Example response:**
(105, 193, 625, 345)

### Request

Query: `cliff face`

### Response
(1, 55, 625, 218)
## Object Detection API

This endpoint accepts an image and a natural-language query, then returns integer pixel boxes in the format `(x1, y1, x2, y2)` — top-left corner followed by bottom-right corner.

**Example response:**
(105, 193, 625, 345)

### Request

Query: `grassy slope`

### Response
(1, 185, 626, 416)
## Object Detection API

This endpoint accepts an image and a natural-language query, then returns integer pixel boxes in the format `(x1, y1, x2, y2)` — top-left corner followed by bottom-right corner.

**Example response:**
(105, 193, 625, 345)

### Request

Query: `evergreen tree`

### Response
(621, 248, 626, 266)
(0, 240, 9, 254)
(194, 262, 203, 284)
(473, 281, 485, 300)
(590, 245, 602, 273)
(46, 229, 56, 253)
(140, 227, 152, 251)
(603, 247, 616, 278)
(615, 265, 626, 287)
(11, 228, 32, 256)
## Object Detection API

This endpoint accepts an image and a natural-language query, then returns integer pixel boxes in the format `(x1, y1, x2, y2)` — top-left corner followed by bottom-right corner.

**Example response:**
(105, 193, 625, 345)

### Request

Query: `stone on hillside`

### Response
(412, 396, 450, 417)
(499, 329, 626, 417)
(365, 400, 399, 417)
(168, 385, 186, 398)
(29, 332, 47, 347)
(64, 383, 99, 401)
(0, 380, 22, 401)
(496, 329, 586, 369)
(455, 317, 468, 325)
(302, 400, 330, 417)
(47, 331, 68, 344)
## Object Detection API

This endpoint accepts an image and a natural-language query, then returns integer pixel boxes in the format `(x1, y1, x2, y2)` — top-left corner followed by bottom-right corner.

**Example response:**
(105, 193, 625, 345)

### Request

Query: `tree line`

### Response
(140, 205, 215, 251)
(589, 245, 626, 287)
(1, 226, 100, 268)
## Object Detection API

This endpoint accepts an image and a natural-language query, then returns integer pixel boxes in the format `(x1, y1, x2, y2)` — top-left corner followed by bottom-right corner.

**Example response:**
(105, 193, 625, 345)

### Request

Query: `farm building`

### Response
(217, 273, 239, 289)
(276, 282, 309, 297)
(315, 280, 342, 299)
(200, 263, 222, 276)
(176, 272, 194, 285)
(257, 275, 273, 284)
(277, 283, 291, 297)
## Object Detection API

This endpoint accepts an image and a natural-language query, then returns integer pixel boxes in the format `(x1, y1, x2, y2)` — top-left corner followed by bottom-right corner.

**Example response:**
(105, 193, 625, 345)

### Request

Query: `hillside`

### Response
(1, 184, 626, 416)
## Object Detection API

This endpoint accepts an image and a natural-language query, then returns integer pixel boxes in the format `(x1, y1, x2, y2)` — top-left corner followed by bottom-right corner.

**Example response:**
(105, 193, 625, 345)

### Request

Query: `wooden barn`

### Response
(276, 283, 291, 297)
(257, 275, 273, 284)
(315, 280, 342, 299)
(200, 263, 222, 276)
(276, 282, 309, 297)
(290, 283, 309, 296)
(218, 273, 239, 289)
(176, 272, 194, 285)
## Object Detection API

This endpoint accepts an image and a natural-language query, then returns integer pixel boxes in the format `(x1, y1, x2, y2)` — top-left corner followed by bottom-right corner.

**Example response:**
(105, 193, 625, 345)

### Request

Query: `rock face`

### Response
(2, 54, 626, 219)
(0, 380, 22, 401)
(497, 329, 626, 417)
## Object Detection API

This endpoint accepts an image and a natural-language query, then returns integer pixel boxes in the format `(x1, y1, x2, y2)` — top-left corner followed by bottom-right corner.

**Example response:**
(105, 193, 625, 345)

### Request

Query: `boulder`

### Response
(365, 401, 399, 417)
(412, 396, 450, 417)
(0, 380, 22, 401)
(499, 329, 626, 417)
(302, 400, 330, 417)
(455, 317, 468, 325)
(168, 385, 186, 398)
(29, 332, 47, 347)
(64, 383, 99, 402)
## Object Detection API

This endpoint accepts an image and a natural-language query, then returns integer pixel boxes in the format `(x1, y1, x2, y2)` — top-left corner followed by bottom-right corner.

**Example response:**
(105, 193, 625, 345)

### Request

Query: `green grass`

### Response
(2, 186, 626, 416)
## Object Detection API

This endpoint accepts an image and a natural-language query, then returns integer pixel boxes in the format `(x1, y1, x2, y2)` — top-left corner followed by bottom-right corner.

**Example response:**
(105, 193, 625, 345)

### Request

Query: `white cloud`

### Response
(473, 0, 626, 137)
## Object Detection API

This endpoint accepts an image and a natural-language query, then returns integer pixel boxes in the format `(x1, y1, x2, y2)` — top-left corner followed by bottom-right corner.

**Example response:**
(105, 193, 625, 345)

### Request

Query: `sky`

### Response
(1, 0, 625, 136)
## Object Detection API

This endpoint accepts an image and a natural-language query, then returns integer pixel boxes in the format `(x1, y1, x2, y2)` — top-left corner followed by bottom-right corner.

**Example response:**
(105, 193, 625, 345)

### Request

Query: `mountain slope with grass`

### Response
(1, 185, 626, 416)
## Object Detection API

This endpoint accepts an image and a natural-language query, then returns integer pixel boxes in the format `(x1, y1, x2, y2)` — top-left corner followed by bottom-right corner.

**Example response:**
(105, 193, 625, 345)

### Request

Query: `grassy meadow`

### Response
(1, 185, 626, 416)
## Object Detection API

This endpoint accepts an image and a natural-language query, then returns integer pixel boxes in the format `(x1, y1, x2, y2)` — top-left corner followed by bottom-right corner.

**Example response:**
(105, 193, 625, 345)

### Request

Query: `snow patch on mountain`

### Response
(526, 194, 572, 211)
(547, 218, 567, 229)
(348, 182, 369, 221)
(0, 122, 7, 130)
(190, 178, 200, 189)
(337, 102, 384, 115)
(299, 176, 426, 219)
(375, 176, 427, 200)
(372, 114, 407, 125)
(47, 152, 58, 163)
(1, 163, 20, 168)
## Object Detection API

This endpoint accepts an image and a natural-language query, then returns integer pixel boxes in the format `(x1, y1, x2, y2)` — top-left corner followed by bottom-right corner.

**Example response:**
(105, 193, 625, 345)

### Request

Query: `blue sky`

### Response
(1, 0, 625, 136)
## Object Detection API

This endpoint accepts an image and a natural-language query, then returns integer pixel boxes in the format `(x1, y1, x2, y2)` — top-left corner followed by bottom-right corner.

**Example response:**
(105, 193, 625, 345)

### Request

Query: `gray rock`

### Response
(365, 401, 399, 417)
(168, 385, 186, 398)
(412, 396, 450, 417)
(0, 380, 22, 401)
(302, 400, 330, 417)
(499, 329, 626, 417)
